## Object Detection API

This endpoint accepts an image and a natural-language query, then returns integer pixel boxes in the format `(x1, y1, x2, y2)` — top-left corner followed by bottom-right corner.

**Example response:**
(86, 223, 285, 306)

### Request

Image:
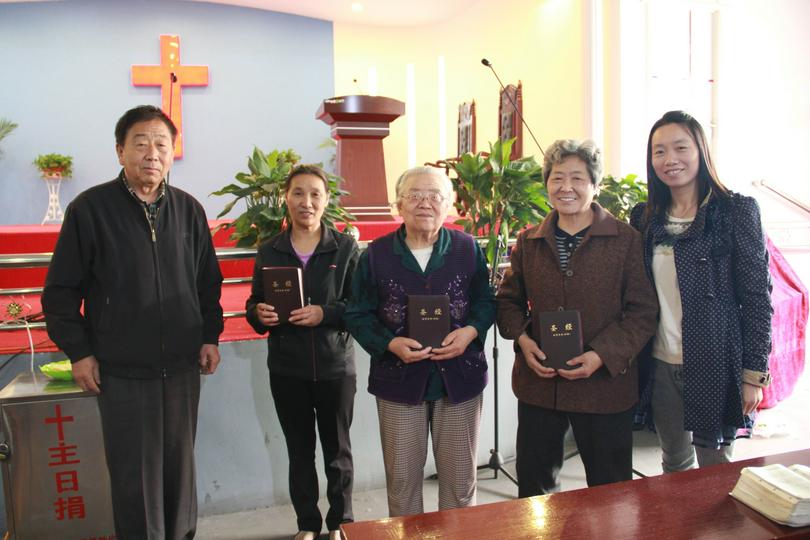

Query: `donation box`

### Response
(0, 371, 115, 539)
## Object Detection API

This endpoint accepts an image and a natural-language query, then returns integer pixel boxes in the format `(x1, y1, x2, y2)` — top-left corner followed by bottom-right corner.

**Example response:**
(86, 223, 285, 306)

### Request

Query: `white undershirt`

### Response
(651, 215, 693, 364)
(410, 246, 433, 272)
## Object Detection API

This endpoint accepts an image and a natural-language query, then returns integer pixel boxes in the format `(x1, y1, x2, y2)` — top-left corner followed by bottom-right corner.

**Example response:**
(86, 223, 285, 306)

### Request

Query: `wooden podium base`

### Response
(336, 137, 394, 221)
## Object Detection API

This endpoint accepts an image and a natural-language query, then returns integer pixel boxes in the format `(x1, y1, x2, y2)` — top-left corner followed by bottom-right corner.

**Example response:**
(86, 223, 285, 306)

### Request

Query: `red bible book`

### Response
(407, 295, 451, 349)
(262, 266, 304, 323)
(532, 309, 583, 370)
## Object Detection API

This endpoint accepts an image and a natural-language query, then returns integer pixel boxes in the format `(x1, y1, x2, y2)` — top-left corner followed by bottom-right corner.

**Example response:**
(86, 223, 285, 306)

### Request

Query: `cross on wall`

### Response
(131, 35, 209, 159)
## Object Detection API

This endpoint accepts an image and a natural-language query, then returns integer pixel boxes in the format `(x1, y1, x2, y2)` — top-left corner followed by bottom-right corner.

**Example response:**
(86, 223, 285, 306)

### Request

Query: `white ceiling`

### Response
(186, 0, 481, 26)
(0, 0, 481, 27)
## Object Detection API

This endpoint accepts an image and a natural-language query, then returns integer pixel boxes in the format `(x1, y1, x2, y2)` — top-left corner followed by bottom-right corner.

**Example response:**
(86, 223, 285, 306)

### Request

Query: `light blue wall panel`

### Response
(0, 0, 335, 224)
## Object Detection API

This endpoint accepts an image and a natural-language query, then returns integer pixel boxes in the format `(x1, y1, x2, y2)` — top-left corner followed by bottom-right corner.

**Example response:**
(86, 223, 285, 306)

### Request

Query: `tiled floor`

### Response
(197, 369, 810, 540)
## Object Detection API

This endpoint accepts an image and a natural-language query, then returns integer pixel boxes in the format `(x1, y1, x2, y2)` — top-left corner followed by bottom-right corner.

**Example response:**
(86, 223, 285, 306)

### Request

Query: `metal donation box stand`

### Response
(0, 371, 115, 539)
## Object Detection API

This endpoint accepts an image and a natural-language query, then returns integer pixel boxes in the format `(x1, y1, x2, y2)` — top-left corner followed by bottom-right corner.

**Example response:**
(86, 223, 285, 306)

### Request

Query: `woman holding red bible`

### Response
(497, 139, 658, 497)
(246, 164, 359, 540)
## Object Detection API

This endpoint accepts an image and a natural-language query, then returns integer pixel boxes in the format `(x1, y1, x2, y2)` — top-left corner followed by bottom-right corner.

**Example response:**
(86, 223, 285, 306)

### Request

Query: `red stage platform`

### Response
(0, 220, 408, 355)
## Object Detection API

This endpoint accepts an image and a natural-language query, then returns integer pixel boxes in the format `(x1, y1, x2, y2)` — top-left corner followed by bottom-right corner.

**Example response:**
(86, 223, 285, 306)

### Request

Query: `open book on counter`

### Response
(729, 463, 810, 527)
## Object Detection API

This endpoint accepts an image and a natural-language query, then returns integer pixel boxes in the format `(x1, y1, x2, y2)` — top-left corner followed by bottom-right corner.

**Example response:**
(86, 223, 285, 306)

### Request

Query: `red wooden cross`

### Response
(131, 35, 209, 159)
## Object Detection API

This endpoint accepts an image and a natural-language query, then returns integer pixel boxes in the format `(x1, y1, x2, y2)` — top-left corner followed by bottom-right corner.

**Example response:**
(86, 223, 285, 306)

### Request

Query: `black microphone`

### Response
(481, 58, 545, 157)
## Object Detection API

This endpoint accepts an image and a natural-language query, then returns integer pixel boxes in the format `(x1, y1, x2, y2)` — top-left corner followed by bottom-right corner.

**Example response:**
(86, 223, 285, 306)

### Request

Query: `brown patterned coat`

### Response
(497, 203, 659, 414)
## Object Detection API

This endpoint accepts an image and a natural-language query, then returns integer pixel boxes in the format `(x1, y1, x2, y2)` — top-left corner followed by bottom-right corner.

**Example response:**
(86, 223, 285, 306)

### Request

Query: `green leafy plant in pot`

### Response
(211, 147, 355, 248)
(34, 153, 73, 178)
(448, 138, 549, 284)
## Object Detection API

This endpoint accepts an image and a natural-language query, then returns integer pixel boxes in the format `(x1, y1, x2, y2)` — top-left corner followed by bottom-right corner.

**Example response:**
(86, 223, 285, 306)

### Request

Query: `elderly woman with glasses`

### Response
(344, 166, 495, 517)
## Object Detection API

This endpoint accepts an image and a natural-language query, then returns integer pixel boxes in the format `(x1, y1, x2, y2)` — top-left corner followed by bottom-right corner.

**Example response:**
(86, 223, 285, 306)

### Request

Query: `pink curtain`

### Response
(761, 237, 808, 408)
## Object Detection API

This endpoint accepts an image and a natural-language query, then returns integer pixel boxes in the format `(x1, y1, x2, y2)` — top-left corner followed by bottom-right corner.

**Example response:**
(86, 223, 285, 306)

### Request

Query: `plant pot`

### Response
(41, 168, 64, 180)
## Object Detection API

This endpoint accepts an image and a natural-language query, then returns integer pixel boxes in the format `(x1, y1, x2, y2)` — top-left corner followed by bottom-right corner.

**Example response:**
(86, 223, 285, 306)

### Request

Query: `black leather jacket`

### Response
(246, 226, 359, 380)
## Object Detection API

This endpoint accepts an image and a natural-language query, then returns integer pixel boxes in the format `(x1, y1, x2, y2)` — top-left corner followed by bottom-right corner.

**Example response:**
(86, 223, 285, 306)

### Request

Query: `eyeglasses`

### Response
(401, 191, 447, 205)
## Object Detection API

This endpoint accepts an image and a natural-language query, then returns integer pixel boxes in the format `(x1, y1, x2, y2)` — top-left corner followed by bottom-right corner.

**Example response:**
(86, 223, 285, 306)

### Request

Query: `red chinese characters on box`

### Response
(44, 404, 86, 521)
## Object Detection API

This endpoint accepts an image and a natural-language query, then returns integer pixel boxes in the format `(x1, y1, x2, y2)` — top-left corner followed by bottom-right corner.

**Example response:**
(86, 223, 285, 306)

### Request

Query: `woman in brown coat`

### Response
(497, 139, 658, 497)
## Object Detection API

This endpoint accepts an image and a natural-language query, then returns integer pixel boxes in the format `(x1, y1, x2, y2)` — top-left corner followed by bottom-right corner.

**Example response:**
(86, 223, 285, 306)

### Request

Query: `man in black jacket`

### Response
(42, 105, 224, 540)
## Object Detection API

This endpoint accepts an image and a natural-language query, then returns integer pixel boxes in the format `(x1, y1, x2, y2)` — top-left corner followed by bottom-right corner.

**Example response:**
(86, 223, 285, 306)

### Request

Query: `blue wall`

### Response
(0, 0, 335, 225)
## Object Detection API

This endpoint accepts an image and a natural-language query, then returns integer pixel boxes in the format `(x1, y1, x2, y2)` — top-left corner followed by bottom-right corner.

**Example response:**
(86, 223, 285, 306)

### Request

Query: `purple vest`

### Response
(367, 229, 488, 404)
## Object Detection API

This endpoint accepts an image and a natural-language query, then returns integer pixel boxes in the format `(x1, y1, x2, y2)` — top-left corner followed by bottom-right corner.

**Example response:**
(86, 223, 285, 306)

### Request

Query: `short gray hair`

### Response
(394, 166, 453, 201)
(543, 139, 602, 186)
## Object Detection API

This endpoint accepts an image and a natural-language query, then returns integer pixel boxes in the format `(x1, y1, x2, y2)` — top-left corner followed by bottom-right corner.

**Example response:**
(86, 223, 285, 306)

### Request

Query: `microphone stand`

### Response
(472, 59, 533, 487)
(478, 237, 518, 485)
(483, 325, 519, 485)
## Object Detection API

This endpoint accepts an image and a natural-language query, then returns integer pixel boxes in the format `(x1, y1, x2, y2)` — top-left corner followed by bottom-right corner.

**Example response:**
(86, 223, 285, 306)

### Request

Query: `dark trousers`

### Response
(270, 373, 356, 532)
(97, 369, 200, 540)
(516, 401, 635, 498)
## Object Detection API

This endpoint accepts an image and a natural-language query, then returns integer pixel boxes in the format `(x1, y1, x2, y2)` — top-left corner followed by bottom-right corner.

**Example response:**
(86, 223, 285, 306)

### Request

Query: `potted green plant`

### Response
(448, 138, 549, 282)
(211, 147, 355, 248)
(34, 153, 73, 179)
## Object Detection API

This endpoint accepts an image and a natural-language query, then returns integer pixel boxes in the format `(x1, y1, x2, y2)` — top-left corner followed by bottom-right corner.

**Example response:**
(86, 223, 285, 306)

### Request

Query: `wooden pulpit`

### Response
(316, 95, 405, 221)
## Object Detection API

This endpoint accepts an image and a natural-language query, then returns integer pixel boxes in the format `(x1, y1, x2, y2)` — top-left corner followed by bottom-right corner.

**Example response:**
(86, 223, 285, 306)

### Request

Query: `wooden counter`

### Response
(342, 449, 810, 539)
